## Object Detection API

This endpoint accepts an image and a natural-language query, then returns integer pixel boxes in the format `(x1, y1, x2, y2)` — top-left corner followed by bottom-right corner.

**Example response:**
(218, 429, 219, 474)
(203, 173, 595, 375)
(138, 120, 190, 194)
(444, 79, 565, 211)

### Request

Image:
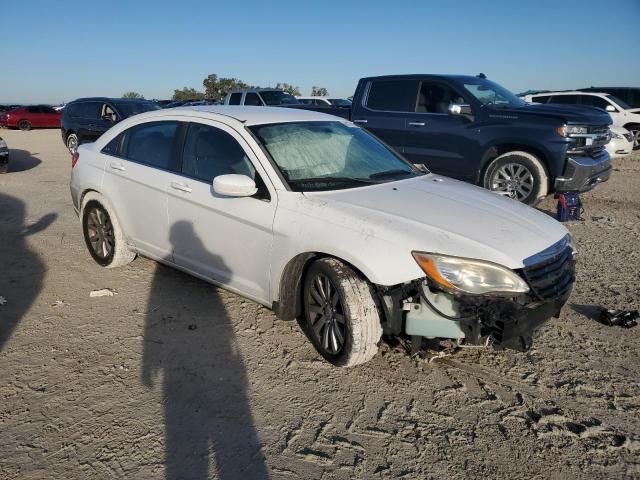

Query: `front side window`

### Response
(605, 95, 630, 110)
(250, 121, 421, 192)
(581, 95, 610, 110)
(366, 79, 420, 112)
(181, 123, 256, 182)
(530, 95, 550, 104)
(416, 81, 466, 113)
(259, 91, 299, 106)
(228, 93, 242, 105)
(123, 121, 180, 171)
(462, 79, 525, 107)
(244, 93, 262, 106)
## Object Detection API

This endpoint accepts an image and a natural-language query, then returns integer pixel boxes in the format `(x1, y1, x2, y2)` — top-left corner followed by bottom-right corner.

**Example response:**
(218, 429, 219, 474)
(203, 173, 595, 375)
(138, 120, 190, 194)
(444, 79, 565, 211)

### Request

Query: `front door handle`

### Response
(353, 119, 368, 124)
(408, 122, 426, 127)
(109, 161, 126, 171)
(170, 181, 192, 193)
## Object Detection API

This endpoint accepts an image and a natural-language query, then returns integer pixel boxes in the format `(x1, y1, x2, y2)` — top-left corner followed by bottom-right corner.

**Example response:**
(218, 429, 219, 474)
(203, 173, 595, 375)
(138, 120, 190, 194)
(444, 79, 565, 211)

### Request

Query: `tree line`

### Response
(122, 74, 330, 101)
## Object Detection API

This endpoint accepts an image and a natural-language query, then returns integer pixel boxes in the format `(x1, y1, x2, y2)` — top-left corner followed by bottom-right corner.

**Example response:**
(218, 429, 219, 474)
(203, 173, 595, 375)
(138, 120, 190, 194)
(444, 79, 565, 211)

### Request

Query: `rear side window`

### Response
(244, 93, 262, 106)
(228, 93, 242, 105)
(101, 134, 124, 156)
(366, 80, 420, 112)
(546, 95, 579, 105)
(27, 106, 41, 113)
(123, 121, 180, 171)
(530, 95, 550, 104)
(181, 123, 256, 182)
(76, 102, 101, 119)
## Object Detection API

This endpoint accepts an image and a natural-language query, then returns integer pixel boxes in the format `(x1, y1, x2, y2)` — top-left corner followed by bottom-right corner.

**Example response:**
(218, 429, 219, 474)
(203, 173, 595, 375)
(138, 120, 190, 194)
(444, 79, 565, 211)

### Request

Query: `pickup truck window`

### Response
(417, 81, 465, 114)
(260, 91, 299, 106)
(244, 93, 263, 106)
(250, 121, 420, 191)
(462, 79, 525, 107)
(229, 93, 242, 105)
(366, 79, 420, 112)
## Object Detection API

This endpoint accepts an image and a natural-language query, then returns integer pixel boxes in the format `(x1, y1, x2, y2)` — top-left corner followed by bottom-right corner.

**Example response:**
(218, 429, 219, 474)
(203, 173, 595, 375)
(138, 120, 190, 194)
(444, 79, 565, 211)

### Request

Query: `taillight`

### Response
(71, 151, 79, 168)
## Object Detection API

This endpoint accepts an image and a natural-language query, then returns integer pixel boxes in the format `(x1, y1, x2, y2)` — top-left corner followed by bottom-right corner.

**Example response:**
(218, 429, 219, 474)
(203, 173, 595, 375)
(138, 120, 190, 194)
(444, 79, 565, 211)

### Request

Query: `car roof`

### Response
(530, 91, 608, 96)
(359, 74, 485, 83)
(144, 105, 342, 126)
(70, 97, 155, 103)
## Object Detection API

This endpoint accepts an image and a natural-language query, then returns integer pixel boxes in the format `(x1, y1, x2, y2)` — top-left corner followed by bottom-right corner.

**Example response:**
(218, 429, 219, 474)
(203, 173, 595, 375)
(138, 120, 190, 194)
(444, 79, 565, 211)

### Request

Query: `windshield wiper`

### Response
(288, 176, 380, 186)
(368, 169, 416, 180)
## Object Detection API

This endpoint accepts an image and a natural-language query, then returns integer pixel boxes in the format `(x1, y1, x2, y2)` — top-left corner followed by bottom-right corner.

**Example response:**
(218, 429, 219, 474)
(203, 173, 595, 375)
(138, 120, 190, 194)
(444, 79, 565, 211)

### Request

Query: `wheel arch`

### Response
(478, 143, 550, 184)
(272, 251, 374, 321)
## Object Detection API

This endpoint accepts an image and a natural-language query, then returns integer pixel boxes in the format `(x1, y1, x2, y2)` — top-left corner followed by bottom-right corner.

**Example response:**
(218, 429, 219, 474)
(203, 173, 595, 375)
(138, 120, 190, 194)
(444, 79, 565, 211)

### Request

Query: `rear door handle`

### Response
(408, 122, 426, 127)
(109, 161, 126, 171)
(353, 119, 368, 124)
(170, 181, 192, 193)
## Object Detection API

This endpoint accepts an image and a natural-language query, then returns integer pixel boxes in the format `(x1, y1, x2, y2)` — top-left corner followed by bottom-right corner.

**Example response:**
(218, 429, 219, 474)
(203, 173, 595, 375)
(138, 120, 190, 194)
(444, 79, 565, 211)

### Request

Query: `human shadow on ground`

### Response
(6, 149, 42, 173)
(141, 220, 270, 480)
(0, 192, 56, 350)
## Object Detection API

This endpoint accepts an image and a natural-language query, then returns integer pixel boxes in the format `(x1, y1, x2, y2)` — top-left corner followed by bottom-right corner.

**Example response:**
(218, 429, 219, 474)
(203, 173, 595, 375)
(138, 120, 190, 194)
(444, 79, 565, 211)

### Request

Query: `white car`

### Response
(607, 125, 634, 158)
(523, 91, 640, 150)
(70, 106, 575, 366)
(296, 97, 352, 107)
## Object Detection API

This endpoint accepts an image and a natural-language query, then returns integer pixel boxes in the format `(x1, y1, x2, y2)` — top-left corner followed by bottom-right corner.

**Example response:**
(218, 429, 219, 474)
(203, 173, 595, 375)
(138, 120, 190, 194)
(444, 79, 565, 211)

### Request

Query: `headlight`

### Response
(610, 131, 623, 139)
(412, 252, 530, 295)
(556, 125, 588, 137)
(0, 139, 7, 149)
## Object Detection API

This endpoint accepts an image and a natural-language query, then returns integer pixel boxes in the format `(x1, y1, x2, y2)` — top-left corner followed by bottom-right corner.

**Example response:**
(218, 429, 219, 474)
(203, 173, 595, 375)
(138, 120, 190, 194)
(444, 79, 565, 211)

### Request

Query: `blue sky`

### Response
(1, 0, 639, 104)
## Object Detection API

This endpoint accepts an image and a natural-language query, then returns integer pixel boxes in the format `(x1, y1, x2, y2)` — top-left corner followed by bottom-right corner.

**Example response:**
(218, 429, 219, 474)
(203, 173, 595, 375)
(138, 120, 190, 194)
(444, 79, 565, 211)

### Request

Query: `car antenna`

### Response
(477, 73, 487, 79)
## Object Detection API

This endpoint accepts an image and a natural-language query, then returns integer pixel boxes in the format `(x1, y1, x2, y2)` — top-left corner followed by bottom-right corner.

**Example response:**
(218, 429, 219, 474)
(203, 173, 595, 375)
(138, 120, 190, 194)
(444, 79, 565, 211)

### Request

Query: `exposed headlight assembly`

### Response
(556, 125, 588, 137)
(412, 252, 530, 296)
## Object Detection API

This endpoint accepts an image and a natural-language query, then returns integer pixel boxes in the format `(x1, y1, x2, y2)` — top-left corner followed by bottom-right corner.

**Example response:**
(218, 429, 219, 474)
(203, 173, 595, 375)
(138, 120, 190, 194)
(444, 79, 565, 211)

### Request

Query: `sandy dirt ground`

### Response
(0, 128, 639, 480)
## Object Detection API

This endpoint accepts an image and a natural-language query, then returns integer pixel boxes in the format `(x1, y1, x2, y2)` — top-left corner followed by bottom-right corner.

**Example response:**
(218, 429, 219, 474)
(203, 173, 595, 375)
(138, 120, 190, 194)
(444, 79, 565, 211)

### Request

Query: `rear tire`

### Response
(66, 133, 79, 153)
(301, 257, 382, 367)
(81, 192, 136, 268)
(483, 151, 548, 205)
(18, 120, 31, 131)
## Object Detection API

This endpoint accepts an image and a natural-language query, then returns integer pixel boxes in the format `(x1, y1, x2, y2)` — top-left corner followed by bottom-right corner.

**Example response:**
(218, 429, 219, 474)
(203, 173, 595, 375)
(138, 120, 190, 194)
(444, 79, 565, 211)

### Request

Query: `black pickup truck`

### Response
(290, 74, 613, 204)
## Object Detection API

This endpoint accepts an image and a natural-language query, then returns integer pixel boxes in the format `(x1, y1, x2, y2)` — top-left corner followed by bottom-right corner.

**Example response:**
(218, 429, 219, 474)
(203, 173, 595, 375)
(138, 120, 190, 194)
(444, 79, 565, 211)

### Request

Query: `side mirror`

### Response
(605, 105, 616, 112)
(448, 103, 473, 116)
(213, 174, 257, 197)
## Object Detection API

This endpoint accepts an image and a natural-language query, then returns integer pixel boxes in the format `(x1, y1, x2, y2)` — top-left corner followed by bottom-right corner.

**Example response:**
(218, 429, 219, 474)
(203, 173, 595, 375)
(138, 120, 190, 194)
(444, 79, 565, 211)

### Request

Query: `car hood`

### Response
(492, 103, 612, 125)
(301, 174, 568, 269)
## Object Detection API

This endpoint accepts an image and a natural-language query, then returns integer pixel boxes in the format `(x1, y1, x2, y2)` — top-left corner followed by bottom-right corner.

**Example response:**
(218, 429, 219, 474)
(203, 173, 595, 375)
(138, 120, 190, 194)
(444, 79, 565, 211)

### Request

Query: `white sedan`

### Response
(70, 106, 575, 366)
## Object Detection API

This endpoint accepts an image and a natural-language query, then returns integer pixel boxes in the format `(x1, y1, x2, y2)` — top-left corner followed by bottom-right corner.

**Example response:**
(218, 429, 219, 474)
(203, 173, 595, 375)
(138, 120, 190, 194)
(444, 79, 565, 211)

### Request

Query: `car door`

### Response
(100, 120, 182, 259)
(353, 78, 419, 154)
(27, 106, 43, 127)
(402, 79, 477, 180)
(77, 102, 102, 141)
(40, 106, 58, 127)
(166, 120, 277, 303)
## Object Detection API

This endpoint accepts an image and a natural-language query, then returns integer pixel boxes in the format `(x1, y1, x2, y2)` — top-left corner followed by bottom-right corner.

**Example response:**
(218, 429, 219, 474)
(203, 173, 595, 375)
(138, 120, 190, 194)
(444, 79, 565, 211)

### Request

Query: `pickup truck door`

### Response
(403, 80, 478, 181)
(351, 79, 420, 156)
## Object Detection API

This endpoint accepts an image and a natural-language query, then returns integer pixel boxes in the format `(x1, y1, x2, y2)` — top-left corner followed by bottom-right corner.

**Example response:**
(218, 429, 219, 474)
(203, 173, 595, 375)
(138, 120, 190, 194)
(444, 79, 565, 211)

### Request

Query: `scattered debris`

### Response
(598, 309, 638, 329)
(51, 300, 66, 308)
(0, 296, 7, 306)
(89, 288, 118, 298)
(188, 324, 198, 331)
(592, 215, 614, 224)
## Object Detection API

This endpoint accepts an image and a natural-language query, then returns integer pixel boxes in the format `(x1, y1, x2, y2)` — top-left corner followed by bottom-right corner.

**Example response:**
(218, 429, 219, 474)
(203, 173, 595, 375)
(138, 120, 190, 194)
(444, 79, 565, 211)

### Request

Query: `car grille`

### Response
(522, 244, 575, 301)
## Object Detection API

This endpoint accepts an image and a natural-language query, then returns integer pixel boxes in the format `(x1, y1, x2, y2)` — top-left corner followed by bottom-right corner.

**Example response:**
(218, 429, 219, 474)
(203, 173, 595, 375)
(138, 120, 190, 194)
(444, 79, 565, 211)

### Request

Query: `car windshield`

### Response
(463, 78, 526, 107)
(605, 94, 631, 110)
(328, 99, 352, 106)
(259, 91, 299, 106)
(114, 101, 161, 117)
(250, 121, 422, 192)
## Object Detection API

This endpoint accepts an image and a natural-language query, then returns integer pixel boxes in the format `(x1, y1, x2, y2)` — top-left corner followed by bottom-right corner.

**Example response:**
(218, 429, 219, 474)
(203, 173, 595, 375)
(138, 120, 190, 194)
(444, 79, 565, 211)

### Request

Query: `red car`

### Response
(0, 105, 62, 130)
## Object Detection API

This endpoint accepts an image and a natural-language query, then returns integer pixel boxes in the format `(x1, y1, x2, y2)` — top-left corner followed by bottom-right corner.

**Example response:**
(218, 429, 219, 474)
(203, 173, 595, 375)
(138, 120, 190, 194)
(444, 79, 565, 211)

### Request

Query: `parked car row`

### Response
(0, 105, 61, 130)
(70, 106, 576, 366)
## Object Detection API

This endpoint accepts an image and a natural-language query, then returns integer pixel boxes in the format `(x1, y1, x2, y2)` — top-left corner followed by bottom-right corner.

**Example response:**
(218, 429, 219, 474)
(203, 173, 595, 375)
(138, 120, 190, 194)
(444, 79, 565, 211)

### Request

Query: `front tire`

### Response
(81, 192, 136, 268)
(18, 120, 32, 131)
(625, 124, 640, 151)
(302, 258, 382, 367)
(483, 151, 548, 205)
(66, 133, 79, 153)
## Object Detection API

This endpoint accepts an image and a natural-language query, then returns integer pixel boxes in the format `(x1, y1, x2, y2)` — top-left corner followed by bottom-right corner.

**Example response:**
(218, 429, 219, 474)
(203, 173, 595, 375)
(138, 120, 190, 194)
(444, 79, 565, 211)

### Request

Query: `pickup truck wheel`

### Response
(302, 258, 382, 367)
(18, 120, 32, 131)
(66, 133, 79, 153)
(483, 151, 548, 205)
(81, 192, 136, 268)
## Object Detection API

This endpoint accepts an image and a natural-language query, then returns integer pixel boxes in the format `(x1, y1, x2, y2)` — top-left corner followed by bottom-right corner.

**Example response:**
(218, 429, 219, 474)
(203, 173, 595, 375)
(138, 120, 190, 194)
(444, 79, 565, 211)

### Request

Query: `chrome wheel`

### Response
(490, 162, 534, 201)
(67, 134, 79, 153)
(630, 129, 640, 150)
(86, 206, 114, 260)
(306, 273, 346, 355)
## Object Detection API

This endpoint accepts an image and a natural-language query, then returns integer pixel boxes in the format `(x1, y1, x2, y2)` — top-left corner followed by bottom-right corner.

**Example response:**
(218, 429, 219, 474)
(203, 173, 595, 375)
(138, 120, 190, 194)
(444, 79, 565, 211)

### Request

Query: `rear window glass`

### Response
(366, 80, 420, 112)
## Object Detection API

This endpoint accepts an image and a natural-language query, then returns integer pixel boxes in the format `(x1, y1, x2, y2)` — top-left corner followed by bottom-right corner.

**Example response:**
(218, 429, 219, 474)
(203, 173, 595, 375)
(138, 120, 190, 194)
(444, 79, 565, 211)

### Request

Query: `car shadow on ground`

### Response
(7, 149, 42, 173)
(141, 220, 270, 479)
(0, 192, 56, 350)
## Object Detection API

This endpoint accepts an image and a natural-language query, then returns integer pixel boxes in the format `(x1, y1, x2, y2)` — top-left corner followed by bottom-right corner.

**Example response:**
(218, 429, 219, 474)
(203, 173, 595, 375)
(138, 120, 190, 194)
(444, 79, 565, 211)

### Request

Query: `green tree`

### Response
(122, 91, 145, 99)
(172, 87, 205, 101)
(203, 74, 250, 101)
(311, 86, 329, 96)
(275, 83, 301, 96)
